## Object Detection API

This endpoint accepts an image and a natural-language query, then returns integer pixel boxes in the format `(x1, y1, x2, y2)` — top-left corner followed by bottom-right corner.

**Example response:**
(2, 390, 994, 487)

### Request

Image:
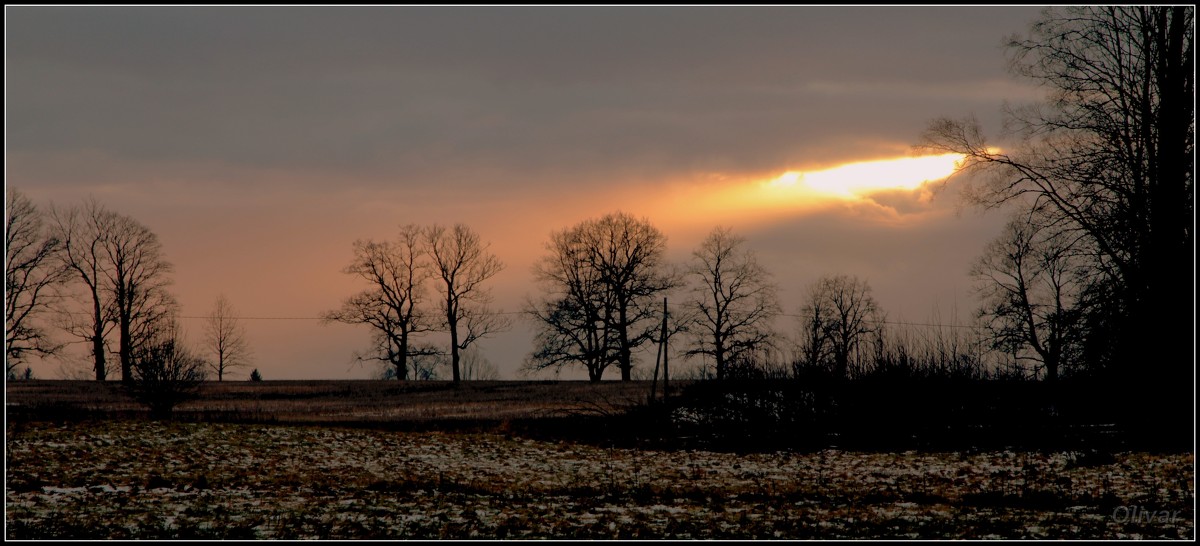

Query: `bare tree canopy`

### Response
(920, 7, 1193, 387)
(526, 211, 674, 381)
(324, 225, 434, 380)
(204, 294, 253, 381)
(685, 226, 780, 380)
(48, 198, 176, 382)
(102, 211, 176, 383)
(5, 188, 67, 371)
(525, 224, 618, 381)
(972, 212, 1089, 381)
(48, 198, 116, 380)
(426, 223, 510, 383)
(796, 274, 883, 379)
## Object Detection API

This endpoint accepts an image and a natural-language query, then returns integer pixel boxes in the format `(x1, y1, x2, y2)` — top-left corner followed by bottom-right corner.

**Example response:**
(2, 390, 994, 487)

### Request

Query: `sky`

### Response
(6, 5, 1050, 380)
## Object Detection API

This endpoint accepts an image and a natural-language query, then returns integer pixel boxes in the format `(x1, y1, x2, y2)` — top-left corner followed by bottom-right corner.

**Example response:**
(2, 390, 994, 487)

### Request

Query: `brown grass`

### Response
(5, 379, 676, 424)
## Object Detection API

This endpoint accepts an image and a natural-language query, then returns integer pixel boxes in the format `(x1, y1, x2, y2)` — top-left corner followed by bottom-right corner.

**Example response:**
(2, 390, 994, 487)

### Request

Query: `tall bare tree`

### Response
(578, 212, 675, 381)
(5, 188, 68, 372)
(49, 198, 115, 380)
(972, 213, 1088, 381)
(920, 7, 1193, 387)
(525, 224, 618, 381)
(426, 223, 510, 383)
(526, 212, 675, 381)
(49, 199, 175, 382)
(324, 225, 434, 380)
(204, 294, 252, 381)
(102, 211, 175, 383)
(686, 226, 780, 380)
(796, 274, 883, 379)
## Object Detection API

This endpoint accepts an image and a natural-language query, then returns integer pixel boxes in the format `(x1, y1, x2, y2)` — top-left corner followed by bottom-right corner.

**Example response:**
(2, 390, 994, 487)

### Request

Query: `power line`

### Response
(66, 311, 985, 330)
(777, 313, 984, 330)
(177, 315, 324, 321)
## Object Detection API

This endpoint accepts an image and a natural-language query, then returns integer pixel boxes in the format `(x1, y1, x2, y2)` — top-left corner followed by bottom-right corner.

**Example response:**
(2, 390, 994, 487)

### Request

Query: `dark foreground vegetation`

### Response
(5, 380, 1194, 539)
(5, 378, 1189, 452)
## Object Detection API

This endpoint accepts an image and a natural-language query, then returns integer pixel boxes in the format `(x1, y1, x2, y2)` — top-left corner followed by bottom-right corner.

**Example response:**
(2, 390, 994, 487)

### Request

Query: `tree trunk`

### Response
(91, 291, 106, 381)
(448, 304, 461, 383)
(618, 306, 631, 381)
(119, 315, 132, 384)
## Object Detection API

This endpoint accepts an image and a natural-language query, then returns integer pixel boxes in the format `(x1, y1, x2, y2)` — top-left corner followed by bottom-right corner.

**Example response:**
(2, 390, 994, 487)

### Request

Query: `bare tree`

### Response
(579, 212, 675, 381)
(972, 212, 1087, 381)
(204, 294, 252, 381)
(525, 225, 618, 381)
(6, 188, 68, 371)
(526, 212, 675, 381)
(127, 314, 207, 419)
(323, 225, 434, 380)
(920, 7, 1193, 384)
(686, 226, 780, 380)
(796, 274, 883, 379)
(48, 199, 175, 382)
(102, 212, 175, 383)
(460, 346, 500, 380)
(49, 198, 115, 381)
(425, 223, 510, 383)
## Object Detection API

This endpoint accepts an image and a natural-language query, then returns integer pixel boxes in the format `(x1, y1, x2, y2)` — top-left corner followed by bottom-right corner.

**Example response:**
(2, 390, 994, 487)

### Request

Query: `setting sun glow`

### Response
(662, 152, 970, 229)
(767, 153, 965, 198)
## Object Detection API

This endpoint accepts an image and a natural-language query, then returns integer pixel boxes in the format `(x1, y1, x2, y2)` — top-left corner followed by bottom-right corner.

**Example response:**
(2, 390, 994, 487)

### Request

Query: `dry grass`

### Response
(5, 379, 663, 423)
(5, 420, 1194, 539)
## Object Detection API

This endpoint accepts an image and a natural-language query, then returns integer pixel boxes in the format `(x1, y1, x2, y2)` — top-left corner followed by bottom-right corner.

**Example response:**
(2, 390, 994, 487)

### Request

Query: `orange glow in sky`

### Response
(766, 153, 966, 198)
(653, 152, 968, 232)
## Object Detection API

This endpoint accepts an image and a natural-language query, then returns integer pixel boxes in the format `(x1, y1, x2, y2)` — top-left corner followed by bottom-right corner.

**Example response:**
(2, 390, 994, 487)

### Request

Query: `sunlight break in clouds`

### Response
(660, 152, 968, 233)
(766, 153, 965, 198)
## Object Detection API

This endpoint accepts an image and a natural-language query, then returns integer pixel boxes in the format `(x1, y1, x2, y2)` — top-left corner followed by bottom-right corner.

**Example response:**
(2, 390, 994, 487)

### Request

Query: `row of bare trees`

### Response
(323, 223, 511, 383)
(522, 211, 892, 383)
(5, 190, 251, 383)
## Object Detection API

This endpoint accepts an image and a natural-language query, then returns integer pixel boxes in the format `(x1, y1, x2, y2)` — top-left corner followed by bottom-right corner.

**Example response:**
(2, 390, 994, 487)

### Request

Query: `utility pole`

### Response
(648, 297, 671, 405)
(662, 297, 669, 402)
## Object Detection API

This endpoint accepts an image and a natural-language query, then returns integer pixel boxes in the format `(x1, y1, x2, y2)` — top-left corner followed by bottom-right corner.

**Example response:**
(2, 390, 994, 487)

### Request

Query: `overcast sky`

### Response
(7, 6, 1049, 380)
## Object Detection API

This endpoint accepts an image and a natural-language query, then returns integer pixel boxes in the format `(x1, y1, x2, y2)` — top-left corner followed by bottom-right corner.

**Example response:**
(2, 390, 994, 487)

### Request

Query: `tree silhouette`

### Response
(204, 294, 252, 381)
(796, 274, 883, 380)
(324, 225, 434, 380)
(526, 224, 619, 381)
(685, 226, 780, 380)
(921, 7, 1193, 389)
(102, 211, 175, 384)
(5, 188, 67, 372)
(425, 223, 510, 383)
(527, 212, 674, 381)
(578, 212, 675, 381)
(49, 199, 175, 382)
(972, 212, 1088, 381)
(127, 315, 207, 419)
(49, 199, 116, 380)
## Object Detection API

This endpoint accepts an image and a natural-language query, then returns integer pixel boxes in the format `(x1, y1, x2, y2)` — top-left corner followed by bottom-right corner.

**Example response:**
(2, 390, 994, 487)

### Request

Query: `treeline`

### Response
(8, 8, 1191, 427)
(5, 192, 252, 412)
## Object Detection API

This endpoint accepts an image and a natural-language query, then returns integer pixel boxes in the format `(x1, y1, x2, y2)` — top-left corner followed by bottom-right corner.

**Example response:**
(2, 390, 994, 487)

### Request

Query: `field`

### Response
(5, 380, 1195, 539)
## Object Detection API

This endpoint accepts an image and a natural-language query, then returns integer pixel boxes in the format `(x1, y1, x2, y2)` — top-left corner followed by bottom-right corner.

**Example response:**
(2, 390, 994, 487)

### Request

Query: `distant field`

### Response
(4, 379, 670, 424)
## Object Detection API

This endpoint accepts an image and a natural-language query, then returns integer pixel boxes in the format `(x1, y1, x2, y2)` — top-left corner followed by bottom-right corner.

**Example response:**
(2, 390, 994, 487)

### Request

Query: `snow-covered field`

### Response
(6, 420, 1194, 539)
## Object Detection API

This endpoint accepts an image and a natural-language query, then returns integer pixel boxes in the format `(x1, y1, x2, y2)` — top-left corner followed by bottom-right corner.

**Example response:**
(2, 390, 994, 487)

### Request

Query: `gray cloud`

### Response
(8, 6, 1043, 189)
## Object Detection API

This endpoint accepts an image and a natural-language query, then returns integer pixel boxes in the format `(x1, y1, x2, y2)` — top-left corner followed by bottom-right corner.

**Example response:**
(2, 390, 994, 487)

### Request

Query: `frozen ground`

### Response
(5, 420, 1194, 539)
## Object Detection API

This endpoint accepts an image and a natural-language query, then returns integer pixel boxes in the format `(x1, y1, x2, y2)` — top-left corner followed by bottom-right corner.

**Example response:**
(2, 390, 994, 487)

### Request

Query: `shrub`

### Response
(126, 322, 207, 419)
